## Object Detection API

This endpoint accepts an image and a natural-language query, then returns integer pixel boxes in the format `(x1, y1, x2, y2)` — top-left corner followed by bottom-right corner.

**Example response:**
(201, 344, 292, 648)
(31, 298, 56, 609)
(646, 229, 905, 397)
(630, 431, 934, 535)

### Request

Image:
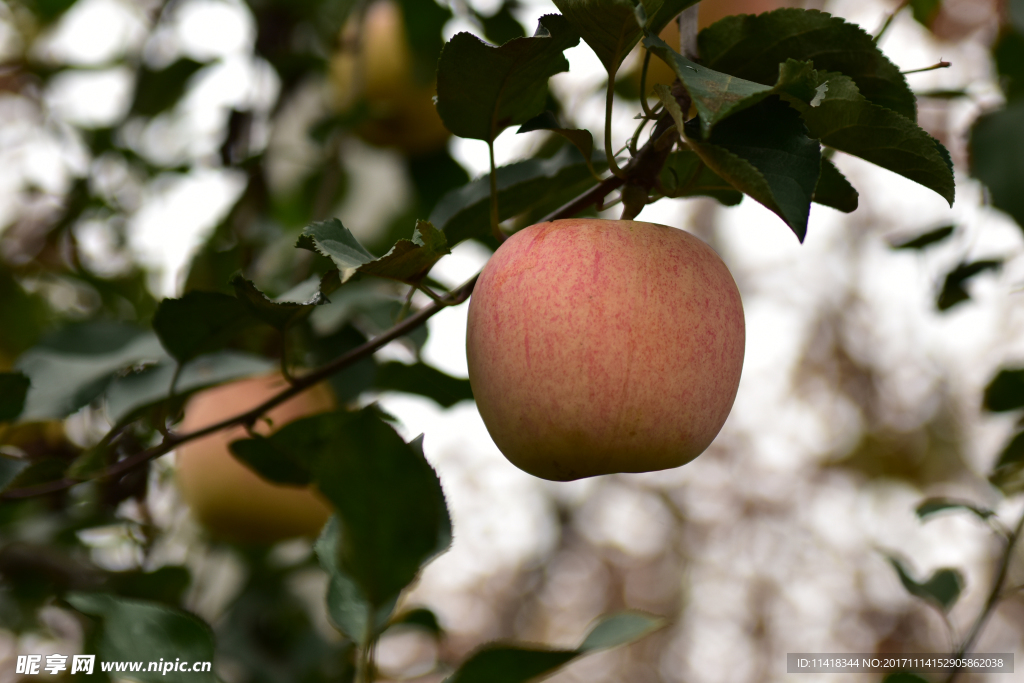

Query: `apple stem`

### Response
(488, 140, 506, 242)
(638, 50, 655, 119)
(604, 60, 628, 179)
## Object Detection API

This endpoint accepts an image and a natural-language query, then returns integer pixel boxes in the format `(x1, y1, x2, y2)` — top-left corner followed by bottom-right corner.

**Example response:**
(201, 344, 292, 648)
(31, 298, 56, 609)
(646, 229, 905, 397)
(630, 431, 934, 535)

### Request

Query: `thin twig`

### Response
(874, 0, 910, 43)
(902, 61, 951, 75)
(943, 505, 1024, 683)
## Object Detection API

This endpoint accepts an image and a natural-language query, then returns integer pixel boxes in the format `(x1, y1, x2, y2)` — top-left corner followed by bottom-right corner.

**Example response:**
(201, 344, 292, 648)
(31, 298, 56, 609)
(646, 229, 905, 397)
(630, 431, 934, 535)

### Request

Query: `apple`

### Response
(175, 374, 334, 544)
(466, 219, 745, 481)
(329, 0, 450, 155)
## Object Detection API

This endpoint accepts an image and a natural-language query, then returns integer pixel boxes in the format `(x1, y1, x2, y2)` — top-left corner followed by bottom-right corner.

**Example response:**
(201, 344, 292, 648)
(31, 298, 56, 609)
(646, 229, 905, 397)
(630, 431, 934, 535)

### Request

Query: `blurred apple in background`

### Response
(329, 0, 450, 155)
(175, 374, 334, 544)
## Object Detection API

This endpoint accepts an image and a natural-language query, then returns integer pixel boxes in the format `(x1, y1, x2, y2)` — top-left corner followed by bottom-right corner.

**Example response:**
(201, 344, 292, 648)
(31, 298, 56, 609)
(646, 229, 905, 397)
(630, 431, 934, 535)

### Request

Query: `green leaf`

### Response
(551, 0, 640, 72)
(890, 225, 955, 250)
(389, 607, 444, 638)
(577, 611, 666, 651)
(888, 557, 963, 611)
(102, 351, 274, 424)
(238, 409, 451, 609)
(789, 71, 955, 206)
(430, 145, 604, 246)
(105, 566, 191, 607)
(298, 220, 451, 286)
(15, 325, 168, 421)
(812, 157, 858, 213)
(315, 515, 396, 642)
(131, 58, 205, 118)
(446, 611, 665, 683)
(970, 100, 1024, 231)
(937, 260, 1002, 311)
(0, 456, 29, 492)
(153, 291, 256, 365)
(67, 443, 108, 479)
(637, 0, 700, 36)
(67, 593, 216, 683)
(661, 88, 821, 241)
(477, 1, 527, 45)
(232, 272, 341, 331)
(436, 14, 580, 142)
(357, 220, 451, 284)
(658, 150, 743, 205)
(994, 29, 1024, 102)
(698, 8, 917, 121)
(296, 219, 376, 282)
(984, 368, 1024, 412)
(229, 436, 313, 486)
(1011, 0, 1024, 35)
(395, 0, 452, 84)
(518, 111, 596, 175)
(375, 362, 474, 408)
(989, 430, 1024, 496)
(0, 372, 30, 423)
(915, 498, 994, 521)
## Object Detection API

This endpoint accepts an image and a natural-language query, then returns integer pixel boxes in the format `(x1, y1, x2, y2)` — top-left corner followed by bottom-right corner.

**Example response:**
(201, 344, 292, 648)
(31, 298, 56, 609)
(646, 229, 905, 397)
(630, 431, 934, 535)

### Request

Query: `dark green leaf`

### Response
(477, 1, 527, 45)
(789, 71, 955, 206)
(102, 351, 274, 424)
(890, 225, 955, 250)
(661, 89, 821, 241)
(131, 58, 205, 118)
(970, 100, 1024, 230)
(25, 0, 78, 23)
(888, 557, 963, 611)
(637, 0, 700, 35)
(152, 291, 255, 365)
(807, 156, 857, 213)
(389, 607, 444, 638)
(15, 326, 167, 420)
(698, 8, 917, 121)
(909, 0, 942, 27)
(915, 498, 994, 521)
(937, 260, 1001, 311)
(447, 648, 578, 683)
(984, 368, 1024, 412)
(0, 372, 30, 423)
(446, 611, 665, 683)
(230, 435, 312, 486)
(315, 515, 395, 642)
(296, 219, 376, 282)
(1011, 0, 1024, 35)
(436, 14, 580, 142)
(395, 0, 452, 84)
(357, 221, 451, 284)
(552, 0, 640, 72)
(67, 593, 216, 683)
(0, 456, 29, 492)
(994, 30, 1024, 102)
(518, 111, 596, 175)
(658, 150, 743, 206)
(3, 458, 67, 490)
(106, 566, 191, 606)
(232, 271, 340, 331)
(431, 144, 604, 246)
(375, 362, 474, 408)
(245, 409, 451, 609)
(67, 443, 108, 479)
(989, 430, 1024, 495)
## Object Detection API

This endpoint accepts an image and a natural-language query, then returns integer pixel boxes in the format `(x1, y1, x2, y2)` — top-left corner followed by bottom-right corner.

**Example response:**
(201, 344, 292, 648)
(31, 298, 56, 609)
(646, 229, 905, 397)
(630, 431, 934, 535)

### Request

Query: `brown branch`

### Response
(1, 154, 640, 502)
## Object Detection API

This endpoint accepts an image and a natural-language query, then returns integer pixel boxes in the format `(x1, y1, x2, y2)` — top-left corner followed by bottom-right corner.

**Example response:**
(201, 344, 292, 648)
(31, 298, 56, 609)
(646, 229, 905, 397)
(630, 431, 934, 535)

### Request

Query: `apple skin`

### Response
(466, 219, 745, 482)
(175, 374, 334, 544)
(329, 0, 450, 155)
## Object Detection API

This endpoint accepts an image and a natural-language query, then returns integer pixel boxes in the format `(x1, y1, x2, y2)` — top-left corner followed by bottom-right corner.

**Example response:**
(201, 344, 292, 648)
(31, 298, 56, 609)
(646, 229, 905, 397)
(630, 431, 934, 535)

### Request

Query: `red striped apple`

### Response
(466, 219, 744, 481)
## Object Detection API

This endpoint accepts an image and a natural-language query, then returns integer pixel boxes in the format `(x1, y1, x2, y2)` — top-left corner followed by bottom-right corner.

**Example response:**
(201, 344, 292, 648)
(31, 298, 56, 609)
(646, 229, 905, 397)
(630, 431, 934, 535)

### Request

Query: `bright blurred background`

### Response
(1, 0, 1023, 681)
